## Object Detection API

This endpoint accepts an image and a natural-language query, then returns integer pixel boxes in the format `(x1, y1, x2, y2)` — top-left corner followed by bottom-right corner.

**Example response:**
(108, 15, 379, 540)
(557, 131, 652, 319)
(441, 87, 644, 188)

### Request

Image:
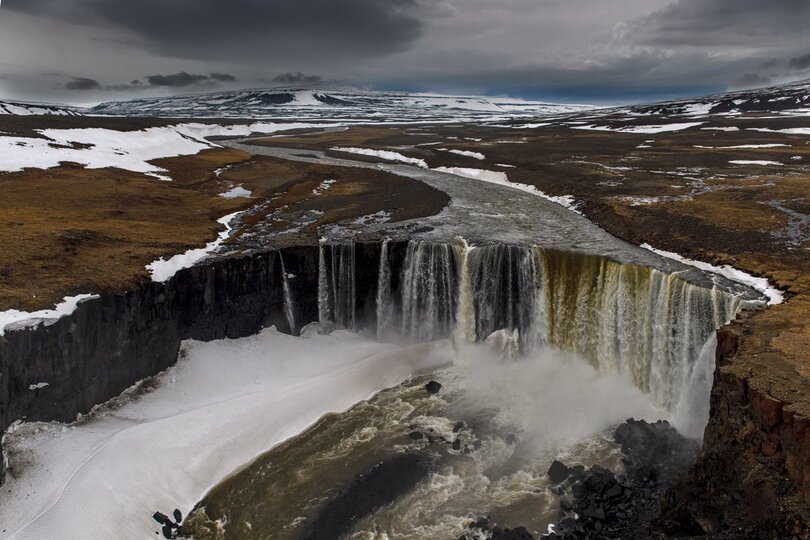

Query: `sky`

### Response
(0, 0, 808, 105)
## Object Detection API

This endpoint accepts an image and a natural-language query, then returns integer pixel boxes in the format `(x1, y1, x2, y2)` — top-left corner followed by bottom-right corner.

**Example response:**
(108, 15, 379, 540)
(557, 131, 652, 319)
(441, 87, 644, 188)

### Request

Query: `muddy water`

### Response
(183, 343, 662, 540)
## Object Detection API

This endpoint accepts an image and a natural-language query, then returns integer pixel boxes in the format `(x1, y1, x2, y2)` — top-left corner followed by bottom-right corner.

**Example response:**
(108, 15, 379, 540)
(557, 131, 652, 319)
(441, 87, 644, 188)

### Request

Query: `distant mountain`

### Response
(89, 88, 592, 121)
(628, 78, 810, 117)
(0, 100, 81, 116)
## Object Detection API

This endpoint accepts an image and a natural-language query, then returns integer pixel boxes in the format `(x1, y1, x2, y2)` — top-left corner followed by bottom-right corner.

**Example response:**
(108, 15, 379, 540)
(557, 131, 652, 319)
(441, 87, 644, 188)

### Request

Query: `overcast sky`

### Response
(0, 0, 808, 105)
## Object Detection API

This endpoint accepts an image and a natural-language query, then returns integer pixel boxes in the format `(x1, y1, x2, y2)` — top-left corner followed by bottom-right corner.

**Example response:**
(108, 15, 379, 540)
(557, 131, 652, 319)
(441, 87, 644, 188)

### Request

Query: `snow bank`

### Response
(0, 327, 452, 539)
(748, 127, 810, 136)
(0, 126, 215, 180)
(438, 148, 486, 160)
(433, 167, 580, 213)
(729, 160, 783, 166)
(146, 211, 243, 282)
(701, 126, 740, 132)
(574, 122, 704, 134)
(0, 294, 100, 336)
(218, 186, 252, 199)
(641, 244, 783, 305)
(330, 147, 429, 168)
(694, 144, 790, 149)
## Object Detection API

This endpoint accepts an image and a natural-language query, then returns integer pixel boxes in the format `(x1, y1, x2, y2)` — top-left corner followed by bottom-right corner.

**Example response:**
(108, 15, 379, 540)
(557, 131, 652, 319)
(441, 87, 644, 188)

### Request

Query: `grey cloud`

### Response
(623, 0, 809, 48)
(271, 72, 324, 85)
(789, 53, 810, 71)
(6, 0, 432, 63)
(65, 77, 101, 90)
(145, 72, 209, 87)
(730, 73, 773, 91)
(210, 72, 237, 82)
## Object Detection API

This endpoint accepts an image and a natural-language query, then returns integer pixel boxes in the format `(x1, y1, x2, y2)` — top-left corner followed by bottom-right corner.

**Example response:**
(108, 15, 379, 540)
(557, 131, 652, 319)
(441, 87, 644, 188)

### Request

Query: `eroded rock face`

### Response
(0, 246, 323, 485)
(657, 316, 810, 538)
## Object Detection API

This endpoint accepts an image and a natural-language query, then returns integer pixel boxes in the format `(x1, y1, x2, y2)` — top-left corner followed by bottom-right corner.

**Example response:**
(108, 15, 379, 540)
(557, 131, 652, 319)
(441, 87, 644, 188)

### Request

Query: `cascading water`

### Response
(318, 242, 356, 329)
(186, 239, 758, 540)
(322, 239, 746, 416)
(278, 253, 297, 334)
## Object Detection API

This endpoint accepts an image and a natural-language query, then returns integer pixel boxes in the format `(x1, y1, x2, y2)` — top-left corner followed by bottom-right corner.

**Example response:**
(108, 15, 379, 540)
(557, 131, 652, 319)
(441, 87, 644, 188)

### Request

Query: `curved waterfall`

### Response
(318, 240, 746, 412)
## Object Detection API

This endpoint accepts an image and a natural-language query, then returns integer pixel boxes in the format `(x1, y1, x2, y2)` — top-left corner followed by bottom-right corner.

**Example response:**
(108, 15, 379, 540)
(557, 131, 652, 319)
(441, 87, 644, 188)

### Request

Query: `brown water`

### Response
(181, 344, 654, 540)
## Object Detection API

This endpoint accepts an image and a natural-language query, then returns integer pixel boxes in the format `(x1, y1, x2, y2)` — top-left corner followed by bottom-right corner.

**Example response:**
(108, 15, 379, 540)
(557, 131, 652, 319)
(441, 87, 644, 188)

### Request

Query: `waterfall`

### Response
(319, 239, 747, 415)
(318, 243, 356, 329)
(400, 241, 459, 342)
(278, 253, 297, 334)
(540, 251, 741, 411)
(376, 239, 395, 341)
(467, 244, 545, 350)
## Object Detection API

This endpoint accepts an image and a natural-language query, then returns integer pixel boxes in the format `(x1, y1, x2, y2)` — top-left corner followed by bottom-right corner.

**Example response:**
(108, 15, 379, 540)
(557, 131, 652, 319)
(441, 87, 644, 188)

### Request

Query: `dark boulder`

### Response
(425, 380, 443, 395)
(547, 460, 571, 484)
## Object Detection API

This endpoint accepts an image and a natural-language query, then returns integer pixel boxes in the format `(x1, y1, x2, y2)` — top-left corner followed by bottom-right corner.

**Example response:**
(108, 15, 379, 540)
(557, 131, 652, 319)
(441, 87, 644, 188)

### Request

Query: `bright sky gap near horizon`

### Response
(0, 0, 808, 105)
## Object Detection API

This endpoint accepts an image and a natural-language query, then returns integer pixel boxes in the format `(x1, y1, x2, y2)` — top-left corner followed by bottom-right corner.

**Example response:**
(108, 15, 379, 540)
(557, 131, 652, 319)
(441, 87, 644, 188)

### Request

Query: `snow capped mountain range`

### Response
(88, 87, 592, 121)
(1, 80, 808, 122)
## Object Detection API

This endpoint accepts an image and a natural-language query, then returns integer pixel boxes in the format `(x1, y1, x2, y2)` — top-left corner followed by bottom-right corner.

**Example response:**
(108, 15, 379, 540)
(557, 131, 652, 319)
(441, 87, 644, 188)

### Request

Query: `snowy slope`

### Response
(626, 78, 810, 117)
(0, 100, 81, 116)
(90, 87, 592, 122)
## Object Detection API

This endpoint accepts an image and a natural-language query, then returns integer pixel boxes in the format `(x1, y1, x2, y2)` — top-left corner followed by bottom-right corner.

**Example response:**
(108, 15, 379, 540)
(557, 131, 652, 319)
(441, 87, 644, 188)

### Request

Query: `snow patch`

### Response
(438, 148, 486, 160)
(146, 211, 243, 282)
(0, 126, 216, 180)
(574, 122, 704, 134)
(218, 186, 252, 199)
(330, 147, 428, 168)
(694, 144, 790, 149)
(0, 294, 100, 336)
(312, 179, 336, 195)
(729, 160, 783, 166)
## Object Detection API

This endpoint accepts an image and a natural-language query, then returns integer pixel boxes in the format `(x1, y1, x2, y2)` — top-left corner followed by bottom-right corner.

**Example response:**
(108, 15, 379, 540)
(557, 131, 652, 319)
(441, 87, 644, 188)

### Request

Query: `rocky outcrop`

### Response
(657, 311, 810, 538)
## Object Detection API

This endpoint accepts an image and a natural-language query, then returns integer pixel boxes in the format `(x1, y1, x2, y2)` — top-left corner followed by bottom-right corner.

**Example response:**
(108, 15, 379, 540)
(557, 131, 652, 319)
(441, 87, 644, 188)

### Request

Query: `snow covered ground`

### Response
(0, 294, 100, 336)
(146, 211, 244, 282)
(0, 326, 452, 539)
(574, 122, 704, 134)
(0, 126, 216, 180)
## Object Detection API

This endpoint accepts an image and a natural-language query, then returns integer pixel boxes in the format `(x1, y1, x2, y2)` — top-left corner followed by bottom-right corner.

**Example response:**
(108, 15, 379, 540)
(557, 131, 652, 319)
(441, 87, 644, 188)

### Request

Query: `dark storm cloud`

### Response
(625, 0, 809, 47)
(789, 53, 810, 71)
(65, 77, 101, 90)
(272, 72, 324, 85)
(145, 72, 209, 87)
(5, 0, 431, 62)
